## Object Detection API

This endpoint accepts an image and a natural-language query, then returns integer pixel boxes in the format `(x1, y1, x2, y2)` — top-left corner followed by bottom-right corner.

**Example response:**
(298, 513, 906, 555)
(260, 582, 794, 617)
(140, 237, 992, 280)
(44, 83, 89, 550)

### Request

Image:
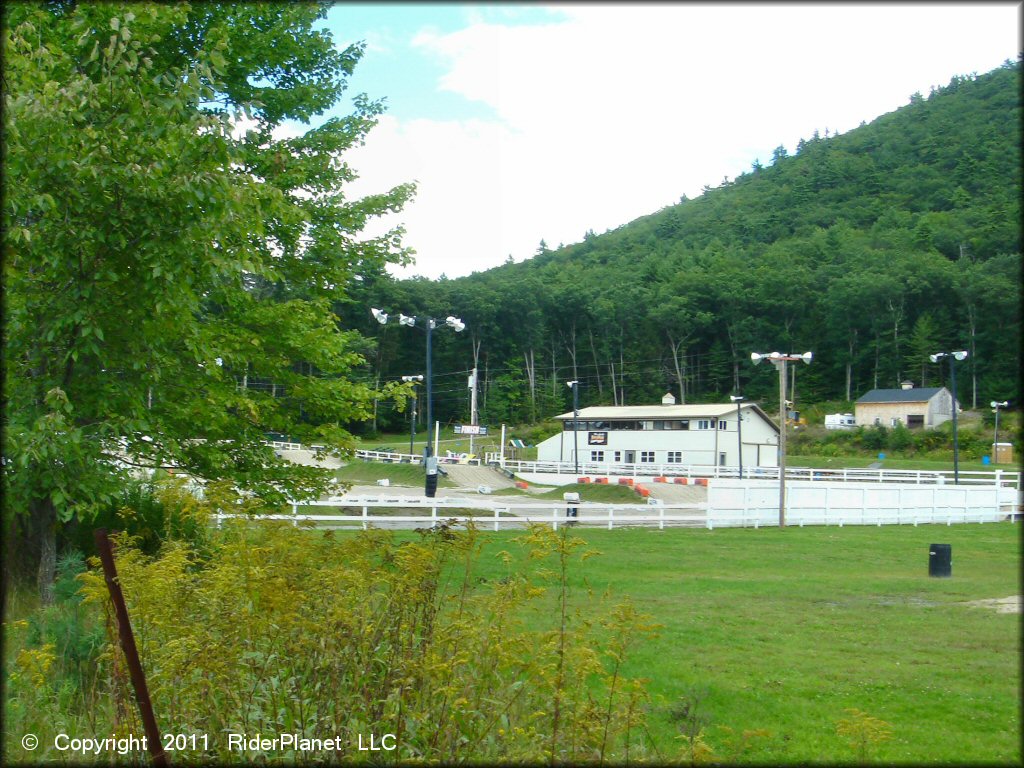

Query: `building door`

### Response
(719, 452, 727, 467)
(624, 450, 636, 464)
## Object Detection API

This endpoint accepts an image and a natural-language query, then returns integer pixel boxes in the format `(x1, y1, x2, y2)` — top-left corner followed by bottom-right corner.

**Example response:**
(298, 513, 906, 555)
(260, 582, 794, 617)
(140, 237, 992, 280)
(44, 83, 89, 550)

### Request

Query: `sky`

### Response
(303, 3, 1022, 280)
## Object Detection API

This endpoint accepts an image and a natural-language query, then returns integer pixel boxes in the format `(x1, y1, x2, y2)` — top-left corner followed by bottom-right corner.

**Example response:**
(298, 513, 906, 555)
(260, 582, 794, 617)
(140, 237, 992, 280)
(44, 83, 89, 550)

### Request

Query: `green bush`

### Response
(887, 424, 914, 453)
(61, 476, 211, 559)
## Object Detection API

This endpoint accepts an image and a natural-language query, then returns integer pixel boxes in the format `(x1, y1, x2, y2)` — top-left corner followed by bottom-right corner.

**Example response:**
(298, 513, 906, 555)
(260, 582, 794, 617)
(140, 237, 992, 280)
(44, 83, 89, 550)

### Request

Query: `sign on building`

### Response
(454, 425, 488, 435)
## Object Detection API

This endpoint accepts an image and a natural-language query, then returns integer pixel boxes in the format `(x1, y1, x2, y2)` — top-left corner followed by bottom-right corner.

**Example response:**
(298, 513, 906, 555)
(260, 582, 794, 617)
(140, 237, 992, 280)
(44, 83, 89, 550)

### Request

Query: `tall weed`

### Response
(76, 513, 660, 764)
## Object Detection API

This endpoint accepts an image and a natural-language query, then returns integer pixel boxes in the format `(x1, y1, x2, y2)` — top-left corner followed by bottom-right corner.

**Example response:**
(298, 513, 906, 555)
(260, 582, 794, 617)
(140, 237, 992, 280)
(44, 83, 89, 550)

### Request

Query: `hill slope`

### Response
(348, 63, 1021, 431)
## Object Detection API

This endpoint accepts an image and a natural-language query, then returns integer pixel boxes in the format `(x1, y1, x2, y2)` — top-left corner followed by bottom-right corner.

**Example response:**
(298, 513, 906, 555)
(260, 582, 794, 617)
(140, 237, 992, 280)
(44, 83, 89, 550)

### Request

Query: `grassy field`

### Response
(4, 522, 1018, 764)
(417, 522, 1020, 763)
(334, 458, 457, 487)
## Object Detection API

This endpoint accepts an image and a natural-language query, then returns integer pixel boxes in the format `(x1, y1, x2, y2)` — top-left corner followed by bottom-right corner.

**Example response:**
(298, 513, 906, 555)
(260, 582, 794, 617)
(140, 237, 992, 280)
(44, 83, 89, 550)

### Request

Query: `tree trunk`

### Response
(563, 322, 578, 383)
(967, 306, 978, 409)
(34, 497, 57, 605)
(524, 349, 537, 422)
(887, 297, 904, 383)
(587, 330, 604, 397)
(668, 335, 687, 404)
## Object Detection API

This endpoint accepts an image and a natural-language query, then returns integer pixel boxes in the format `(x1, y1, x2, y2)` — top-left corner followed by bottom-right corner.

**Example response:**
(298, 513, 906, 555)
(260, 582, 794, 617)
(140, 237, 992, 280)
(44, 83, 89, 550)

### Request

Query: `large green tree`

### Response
(3, 2, 412, 600)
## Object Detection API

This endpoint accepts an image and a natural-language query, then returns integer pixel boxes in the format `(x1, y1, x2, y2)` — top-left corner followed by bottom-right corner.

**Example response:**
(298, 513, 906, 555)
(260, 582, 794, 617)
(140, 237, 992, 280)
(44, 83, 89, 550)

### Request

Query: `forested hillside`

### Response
(343, 62, 1021, 433)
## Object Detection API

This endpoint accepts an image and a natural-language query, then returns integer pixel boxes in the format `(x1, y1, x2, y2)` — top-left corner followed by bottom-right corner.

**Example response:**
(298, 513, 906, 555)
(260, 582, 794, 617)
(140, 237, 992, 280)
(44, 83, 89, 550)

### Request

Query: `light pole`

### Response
(751, 352, 812, 528)
(373, 309, 465, 494)
(990, 400, 1008, 465)
(930, 350, 968, 484)
(729, 395, 744, 478)
(401, 375, 424, 455)
(566, 380, 580, 475)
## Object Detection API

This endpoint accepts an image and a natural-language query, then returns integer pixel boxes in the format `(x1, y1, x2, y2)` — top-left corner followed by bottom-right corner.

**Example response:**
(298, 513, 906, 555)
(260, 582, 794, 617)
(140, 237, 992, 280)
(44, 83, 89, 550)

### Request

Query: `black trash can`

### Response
(929, 543, 952, 578)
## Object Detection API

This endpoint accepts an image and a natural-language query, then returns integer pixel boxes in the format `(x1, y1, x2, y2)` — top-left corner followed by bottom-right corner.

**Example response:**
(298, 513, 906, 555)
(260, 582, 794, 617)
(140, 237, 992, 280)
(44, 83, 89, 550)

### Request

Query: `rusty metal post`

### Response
(94, 529, 169, 767)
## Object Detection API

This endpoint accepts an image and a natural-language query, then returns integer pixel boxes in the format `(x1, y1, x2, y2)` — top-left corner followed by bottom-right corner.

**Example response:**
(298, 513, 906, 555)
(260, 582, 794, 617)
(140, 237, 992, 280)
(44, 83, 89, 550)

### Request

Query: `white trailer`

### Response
(825, 413, 856, 430)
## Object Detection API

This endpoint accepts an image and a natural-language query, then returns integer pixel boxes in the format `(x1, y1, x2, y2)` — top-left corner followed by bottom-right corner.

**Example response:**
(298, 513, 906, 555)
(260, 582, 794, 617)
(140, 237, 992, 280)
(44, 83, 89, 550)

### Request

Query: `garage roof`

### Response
(856, 387, 946, 404)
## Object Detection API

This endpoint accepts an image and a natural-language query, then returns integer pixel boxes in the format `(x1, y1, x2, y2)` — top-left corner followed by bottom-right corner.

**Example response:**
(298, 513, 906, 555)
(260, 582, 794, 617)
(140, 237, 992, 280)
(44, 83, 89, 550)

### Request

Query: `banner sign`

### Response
(455, 425, 488, 435)
(588, 432, 608, 445)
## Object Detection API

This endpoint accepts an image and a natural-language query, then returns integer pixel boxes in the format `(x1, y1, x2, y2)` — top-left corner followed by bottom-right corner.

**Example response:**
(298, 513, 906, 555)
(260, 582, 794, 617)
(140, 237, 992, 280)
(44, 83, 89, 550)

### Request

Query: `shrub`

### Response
(79, 519, 660, 764)
(887, 424, 914, 453)
(61, 475, 211, 559)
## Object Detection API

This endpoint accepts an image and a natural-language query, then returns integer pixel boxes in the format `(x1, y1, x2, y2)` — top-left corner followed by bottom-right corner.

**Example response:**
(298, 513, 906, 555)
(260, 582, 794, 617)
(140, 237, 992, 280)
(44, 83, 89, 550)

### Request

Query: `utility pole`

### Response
(567, 380, 580, 475)
(930, 351, 968, 484)
(730, 395, 744, 478)
(401, 375, 424, 456)
(751, 352, 813, 528)
(469, 367, 479, 456)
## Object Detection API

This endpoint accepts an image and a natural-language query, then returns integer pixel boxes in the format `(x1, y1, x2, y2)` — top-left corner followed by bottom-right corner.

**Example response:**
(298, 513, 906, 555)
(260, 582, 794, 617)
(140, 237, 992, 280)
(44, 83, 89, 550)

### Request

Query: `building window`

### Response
(609, 421, 640, 431)
(667, 451, 683, 463)
(718, 420, 728, 430)
(697, 419, 712, 430)
(613, 451, 621, 462)
(590, 451, 605, 462)
(640, 451, 655, 463)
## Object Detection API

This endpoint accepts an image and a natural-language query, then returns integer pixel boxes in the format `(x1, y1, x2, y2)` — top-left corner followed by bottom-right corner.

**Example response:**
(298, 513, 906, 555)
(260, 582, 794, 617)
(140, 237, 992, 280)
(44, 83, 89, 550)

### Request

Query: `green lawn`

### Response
(334, 458, 456, 487)
(395, 522, 1021, 763)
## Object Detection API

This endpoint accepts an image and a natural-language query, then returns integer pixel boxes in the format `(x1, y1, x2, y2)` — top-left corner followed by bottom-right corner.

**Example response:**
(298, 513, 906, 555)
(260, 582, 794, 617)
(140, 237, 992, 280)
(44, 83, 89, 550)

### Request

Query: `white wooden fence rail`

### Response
(348, 449, 1020, 490)
(216, 485, 1017, 531)
(494, 458, 1020, 489)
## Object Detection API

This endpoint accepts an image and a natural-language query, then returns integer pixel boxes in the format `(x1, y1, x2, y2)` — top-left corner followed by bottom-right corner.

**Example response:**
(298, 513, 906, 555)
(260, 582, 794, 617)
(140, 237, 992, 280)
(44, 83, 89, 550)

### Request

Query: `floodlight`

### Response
(729, 395, 744, 402)
(399, 314, 416, 327)
(769, 352, 782, 359)
(566, 380, 578, 388)
(401, 375, 424, 383)
(750, 352, 763, 365)
(371, 308, 388, 325)
(953, 350, 968, 361)
(929, 353, 942, 363)
(801, 351, 813, 364)
(445, 316, 465, 332)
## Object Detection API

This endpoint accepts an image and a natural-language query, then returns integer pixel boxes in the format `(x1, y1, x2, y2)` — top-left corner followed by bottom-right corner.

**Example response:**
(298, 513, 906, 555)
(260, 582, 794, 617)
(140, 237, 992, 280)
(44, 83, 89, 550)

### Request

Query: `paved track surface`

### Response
(442, 464, 518, 490)
(644, 482, 707, 504)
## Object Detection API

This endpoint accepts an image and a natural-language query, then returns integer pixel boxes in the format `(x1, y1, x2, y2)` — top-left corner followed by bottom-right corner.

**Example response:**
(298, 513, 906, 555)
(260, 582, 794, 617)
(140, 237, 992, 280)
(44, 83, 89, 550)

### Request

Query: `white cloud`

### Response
(342, 4, 1021, 279)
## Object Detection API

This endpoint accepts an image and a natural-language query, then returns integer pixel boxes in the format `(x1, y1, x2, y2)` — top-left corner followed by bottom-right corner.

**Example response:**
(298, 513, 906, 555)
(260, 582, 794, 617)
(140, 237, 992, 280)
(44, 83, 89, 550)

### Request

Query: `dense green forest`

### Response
(343, 62, 1021, 434)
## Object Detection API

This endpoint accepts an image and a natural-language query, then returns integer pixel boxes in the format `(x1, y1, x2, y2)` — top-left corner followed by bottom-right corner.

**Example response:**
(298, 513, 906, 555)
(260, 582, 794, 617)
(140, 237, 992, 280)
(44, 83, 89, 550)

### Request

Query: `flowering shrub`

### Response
(78, 513, 659, 764)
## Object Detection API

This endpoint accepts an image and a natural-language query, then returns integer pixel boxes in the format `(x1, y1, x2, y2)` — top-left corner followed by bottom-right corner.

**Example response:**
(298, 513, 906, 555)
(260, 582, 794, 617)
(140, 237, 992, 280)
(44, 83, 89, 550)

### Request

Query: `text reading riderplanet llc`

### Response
(228, 733, 398, 752)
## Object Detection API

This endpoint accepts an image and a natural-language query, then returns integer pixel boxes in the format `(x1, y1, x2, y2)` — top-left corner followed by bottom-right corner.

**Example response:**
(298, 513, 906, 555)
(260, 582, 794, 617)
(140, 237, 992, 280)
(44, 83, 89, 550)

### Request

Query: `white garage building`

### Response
(535, 394, 780, 469)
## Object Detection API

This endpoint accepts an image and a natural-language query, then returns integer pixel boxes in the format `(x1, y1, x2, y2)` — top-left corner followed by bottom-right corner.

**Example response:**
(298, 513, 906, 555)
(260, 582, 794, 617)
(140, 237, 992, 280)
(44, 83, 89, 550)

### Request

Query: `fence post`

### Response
(494, 507, 500, 532)
(608, 506, 614, 531)
(292, 503, 298, 527)
(362, 505, 368, 530)
(659, 505, 664, 530)
(552, 506, 558, 531)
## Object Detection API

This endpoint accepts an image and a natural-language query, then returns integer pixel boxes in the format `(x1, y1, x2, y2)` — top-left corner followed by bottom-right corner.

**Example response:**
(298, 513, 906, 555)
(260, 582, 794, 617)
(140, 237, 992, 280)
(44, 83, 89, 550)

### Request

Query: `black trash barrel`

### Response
(929, 543, 952, 578)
